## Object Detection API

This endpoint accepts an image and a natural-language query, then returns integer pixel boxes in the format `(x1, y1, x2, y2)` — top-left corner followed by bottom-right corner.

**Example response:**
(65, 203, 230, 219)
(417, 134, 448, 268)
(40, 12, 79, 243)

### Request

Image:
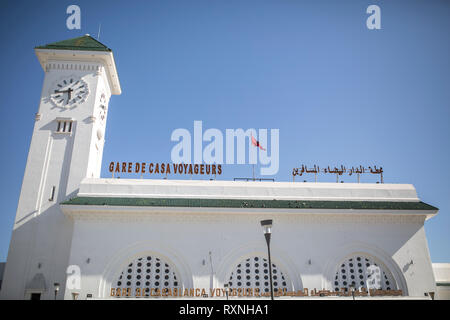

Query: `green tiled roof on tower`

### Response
(35, 34, 111, 52)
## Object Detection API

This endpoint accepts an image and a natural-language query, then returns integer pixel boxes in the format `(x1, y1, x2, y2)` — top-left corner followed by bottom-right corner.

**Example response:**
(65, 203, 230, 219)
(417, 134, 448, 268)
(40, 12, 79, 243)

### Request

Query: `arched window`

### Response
(227, 256, 289, 295)
(113, 255, 180, 298)
(333, 254, 397, 292)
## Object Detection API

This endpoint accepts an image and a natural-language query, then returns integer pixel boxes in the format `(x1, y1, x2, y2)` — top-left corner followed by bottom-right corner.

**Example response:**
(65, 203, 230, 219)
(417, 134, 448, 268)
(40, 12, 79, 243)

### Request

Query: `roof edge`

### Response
(60, 197, 439, 211)
(34, 35, 111, 52)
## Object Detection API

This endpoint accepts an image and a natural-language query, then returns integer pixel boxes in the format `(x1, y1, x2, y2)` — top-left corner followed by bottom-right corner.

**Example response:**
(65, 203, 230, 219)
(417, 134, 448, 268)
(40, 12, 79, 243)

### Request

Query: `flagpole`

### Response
(251, 134, 264, 182)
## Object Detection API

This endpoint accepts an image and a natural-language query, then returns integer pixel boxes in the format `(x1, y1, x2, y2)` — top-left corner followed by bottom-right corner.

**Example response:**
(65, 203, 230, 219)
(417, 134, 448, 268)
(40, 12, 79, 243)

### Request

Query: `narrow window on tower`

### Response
(55, 118, 74, 134)
(49, 186, 56, 201)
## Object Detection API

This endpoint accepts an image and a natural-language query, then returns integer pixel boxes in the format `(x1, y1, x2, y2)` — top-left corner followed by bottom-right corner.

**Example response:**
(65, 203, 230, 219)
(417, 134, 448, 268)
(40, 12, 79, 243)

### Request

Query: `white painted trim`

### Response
(60, 204, 435, 219)
(35, 49, 121, 95)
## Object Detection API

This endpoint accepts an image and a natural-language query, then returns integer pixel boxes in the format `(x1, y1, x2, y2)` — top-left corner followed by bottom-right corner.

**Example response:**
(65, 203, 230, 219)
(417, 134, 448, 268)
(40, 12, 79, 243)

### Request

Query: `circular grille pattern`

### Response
(114, 255, 180, 297)
(227, 257, 288, 294)
(334, 255, 396, 292)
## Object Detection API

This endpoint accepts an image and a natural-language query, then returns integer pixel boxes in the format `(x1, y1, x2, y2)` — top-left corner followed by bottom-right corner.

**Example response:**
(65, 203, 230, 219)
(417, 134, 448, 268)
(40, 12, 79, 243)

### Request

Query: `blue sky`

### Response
(0, 0, 449, 262)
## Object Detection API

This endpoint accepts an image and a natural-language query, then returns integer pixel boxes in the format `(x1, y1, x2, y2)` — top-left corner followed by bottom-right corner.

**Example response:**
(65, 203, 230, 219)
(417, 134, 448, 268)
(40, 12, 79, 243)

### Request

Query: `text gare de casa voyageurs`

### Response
(109, 162, 223, 176)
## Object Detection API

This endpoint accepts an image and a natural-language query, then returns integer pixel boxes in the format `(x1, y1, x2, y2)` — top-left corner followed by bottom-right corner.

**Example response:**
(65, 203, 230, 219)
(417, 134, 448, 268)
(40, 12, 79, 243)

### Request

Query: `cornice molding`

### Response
(61, 206, 426, 225)
(45, 61, 102, 72)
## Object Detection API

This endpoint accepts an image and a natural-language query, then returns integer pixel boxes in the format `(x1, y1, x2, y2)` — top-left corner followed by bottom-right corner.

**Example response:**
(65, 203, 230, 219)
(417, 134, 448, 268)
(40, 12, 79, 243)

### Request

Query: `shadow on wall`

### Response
(0, 120, 81, 300)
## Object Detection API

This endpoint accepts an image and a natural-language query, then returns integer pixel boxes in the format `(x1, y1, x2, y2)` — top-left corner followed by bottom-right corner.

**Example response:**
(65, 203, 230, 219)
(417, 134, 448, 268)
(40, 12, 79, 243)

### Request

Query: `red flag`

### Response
(251, 134, 266, 151)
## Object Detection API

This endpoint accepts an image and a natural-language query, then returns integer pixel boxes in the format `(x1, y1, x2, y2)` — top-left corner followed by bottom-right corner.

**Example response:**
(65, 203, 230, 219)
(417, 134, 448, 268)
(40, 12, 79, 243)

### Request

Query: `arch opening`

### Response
(333, 254, 397, 292)
(227, 256, 290, 295)
(111, 255, 181, 298)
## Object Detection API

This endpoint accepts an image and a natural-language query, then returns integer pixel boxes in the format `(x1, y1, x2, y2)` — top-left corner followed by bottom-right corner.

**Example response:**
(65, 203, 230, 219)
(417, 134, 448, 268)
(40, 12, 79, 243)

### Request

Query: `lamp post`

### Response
(349, 282, 356, 301)
(53, 282, 60, 300)
(224, 283, 229, 301)
(260, 219, 274, 300)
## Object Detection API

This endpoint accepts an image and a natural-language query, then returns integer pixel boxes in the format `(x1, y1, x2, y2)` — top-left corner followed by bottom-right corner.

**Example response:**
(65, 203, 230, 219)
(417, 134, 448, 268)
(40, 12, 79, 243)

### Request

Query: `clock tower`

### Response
(0, 35, 121, 299)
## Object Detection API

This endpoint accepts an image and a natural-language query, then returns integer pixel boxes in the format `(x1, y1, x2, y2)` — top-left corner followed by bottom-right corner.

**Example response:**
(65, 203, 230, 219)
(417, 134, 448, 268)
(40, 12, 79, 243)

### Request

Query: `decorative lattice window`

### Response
(334, 255, 397, 292)
(113, 255, 180, 298)
(227, 257, 288, 294)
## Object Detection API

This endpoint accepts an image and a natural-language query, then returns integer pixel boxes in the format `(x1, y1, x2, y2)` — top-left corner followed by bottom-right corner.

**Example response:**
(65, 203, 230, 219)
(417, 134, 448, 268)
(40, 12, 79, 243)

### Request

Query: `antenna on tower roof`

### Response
(97, 23, 102, 40)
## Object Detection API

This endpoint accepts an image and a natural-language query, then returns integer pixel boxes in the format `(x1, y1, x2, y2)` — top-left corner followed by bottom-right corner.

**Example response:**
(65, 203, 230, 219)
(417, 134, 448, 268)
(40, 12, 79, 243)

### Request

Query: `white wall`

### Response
(63, 208, 435, 299)
(433, 263, 450, 300)
(0, 53, 113, 300)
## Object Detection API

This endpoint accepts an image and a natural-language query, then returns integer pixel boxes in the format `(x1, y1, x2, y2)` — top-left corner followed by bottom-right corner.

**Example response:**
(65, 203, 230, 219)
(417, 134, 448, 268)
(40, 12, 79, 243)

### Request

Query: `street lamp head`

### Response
(260, 219, 273, 235)
(54, 282, 60, 292)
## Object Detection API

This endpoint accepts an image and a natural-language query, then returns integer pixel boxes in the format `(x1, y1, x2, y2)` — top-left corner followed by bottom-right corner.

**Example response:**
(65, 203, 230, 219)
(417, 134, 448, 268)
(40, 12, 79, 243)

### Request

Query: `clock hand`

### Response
(67, 87, 73, 102)
(54, 88, 71, 96)
(53, 89, 70, 104)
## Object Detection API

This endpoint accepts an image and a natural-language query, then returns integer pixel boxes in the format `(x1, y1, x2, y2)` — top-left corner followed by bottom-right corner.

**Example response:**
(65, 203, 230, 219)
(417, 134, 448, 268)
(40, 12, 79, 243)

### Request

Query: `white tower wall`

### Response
(0, 44, 119, 299)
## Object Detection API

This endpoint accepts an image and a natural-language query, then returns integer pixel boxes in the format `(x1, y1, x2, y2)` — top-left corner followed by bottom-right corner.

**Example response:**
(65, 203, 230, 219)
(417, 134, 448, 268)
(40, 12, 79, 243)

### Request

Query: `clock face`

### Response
(50, 76, 89, 108)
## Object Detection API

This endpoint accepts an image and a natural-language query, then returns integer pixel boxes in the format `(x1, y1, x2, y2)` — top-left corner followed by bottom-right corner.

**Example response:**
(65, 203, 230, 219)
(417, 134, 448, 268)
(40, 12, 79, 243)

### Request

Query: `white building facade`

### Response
(0, 36, 439, 300)
(432, 263, 450, 300)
